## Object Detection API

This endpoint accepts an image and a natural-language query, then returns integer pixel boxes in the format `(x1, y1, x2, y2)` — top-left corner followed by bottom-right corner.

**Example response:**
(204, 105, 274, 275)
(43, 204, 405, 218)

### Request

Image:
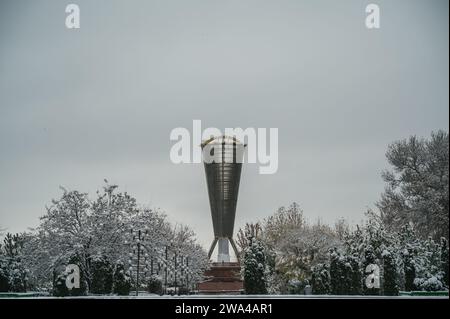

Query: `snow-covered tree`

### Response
(342, 228, 364, 295)
(19, 182, 208, 294)
(413, 236, 445, 291)
(362, 245, 379, 295)
(0, 233, 29, 292)
(38, 188, 92, 290)
(377, 131, 449, 241)
(166, 224, 209, 287)
(242, 236, 267, 294)
(89, 184, 136, 260)
(382, 249, 399, 295)
(258, 202, 306, 282)
(347, 254, 362, 295)
(329, 248, 345, 295)
(21, 230, 54, 291)
(240, 202, 448, 295)
(237, 203, 342, 293)
(274, 222, 339, 284)
(237, 222, 262, 252)
(328, 248, 361, 295)
(263, 202, 304, 250)
(8, 260, 27, 292)
(398, 224, 417, 291)
(396, 224, 446, 291)
(311, 263, 330, 294)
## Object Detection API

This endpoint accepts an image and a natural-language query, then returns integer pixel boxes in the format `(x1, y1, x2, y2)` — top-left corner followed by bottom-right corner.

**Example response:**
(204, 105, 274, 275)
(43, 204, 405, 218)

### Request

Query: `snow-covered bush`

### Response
(90, 254, 114, 294)
(414, 276, 444, 291)
(112, 260, 131, 296)
(147, 274, 163, 294)
(52, 270, 69, 297)
(8, 261, 27, 292)
(397, 226, 447, 291)
(287, 279, 304, 294)
(0, 264, 9, 292)
(441, 238, 449, 288)
(52, 253, 88, 297)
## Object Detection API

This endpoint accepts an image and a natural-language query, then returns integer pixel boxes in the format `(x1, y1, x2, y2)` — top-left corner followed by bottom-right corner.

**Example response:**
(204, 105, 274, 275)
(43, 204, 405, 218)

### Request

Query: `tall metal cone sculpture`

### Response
(201, 136, 246, 262)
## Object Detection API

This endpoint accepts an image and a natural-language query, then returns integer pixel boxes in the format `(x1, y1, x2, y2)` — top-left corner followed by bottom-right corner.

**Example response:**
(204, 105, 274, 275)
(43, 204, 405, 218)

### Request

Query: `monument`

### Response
(197, 136, 245, 294)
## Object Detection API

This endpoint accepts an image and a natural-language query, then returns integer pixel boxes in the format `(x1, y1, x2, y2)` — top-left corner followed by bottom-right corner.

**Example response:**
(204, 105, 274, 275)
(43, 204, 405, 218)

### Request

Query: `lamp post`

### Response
(161, 241, 190, 295)
(129, 228, 149, 296)
(174, 250, 178, 295)
(184, 258, 189, 290)
(164, 245, 168, 294)
(128, 235, 196, 296)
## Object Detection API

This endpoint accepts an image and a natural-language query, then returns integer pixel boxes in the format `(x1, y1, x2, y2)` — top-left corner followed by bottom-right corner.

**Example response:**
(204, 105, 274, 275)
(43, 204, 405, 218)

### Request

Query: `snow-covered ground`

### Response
(1, 293, 448, 299)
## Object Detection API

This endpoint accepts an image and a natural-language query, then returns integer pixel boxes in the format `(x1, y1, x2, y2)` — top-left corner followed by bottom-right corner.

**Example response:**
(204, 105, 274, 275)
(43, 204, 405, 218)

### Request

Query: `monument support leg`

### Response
(218, 238, 230, 262)
(208, 237, 219, 260)
(229, 237, 240, 263)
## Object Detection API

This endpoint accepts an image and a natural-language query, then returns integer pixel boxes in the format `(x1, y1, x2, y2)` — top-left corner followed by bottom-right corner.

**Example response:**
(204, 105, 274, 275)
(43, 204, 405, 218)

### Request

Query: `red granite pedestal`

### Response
(197, 262, 243, 295)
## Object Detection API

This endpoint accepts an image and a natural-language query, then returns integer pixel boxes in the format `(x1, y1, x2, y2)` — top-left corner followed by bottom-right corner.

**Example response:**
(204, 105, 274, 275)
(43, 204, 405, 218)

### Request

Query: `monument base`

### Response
(197, 262, 243, 295)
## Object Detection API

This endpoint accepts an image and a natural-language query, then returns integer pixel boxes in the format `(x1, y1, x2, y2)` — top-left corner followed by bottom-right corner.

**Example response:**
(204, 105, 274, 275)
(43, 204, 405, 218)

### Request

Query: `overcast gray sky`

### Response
(0, 0, 448, 249)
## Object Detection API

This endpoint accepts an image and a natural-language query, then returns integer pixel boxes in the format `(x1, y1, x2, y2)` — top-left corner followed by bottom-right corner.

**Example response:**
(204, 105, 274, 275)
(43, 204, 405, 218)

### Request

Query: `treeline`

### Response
(239, 131, 449, 295)
(0, 182, 208, 295)
(239, 204, 449, 295)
